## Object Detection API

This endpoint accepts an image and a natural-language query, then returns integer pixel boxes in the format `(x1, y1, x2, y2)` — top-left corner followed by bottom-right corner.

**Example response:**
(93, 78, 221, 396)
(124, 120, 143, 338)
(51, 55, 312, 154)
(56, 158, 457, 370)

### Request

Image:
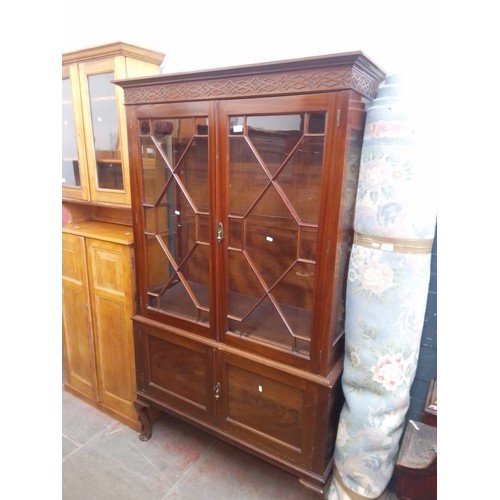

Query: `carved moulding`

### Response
(123, 65, 380, 105)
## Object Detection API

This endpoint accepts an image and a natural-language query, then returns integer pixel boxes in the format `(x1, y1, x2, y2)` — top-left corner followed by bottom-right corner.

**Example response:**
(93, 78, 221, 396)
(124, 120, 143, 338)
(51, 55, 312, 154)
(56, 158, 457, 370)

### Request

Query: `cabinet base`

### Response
(300, 474, 333, 496)
(133, 392, 333, 495)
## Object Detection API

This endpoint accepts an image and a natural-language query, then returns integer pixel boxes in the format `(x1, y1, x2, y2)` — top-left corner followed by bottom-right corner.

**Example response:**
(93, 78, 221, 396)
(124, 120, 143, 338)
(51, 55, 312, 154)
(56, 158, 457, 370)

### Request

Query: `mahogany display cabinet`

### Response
(115, 52, 385, 493)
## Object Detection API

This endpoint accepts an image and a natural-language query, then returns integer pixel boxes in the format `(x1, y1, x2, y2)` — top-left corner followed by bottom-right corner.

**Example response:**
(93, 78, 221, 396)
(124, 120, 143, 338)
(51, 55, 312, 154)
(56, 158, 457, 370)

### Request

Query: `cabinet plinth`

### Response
(116, 51, 385, 492)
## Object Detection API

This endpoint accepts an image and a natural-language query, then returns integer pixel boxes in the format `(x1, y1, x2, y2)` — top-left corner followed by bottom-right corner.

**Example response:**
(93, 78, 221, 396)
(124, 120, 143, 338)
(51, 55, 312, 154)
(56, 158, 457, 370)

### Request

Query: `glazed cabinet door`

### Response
(217, 94, 338, 367)
(62, 65, 90, 201)
(131, 101, 215, 336)
(62, 43, 164, 206)
(86, 237, 137, 423)
(134, 320, 217, 424)
(78, 58, 130, 205)
(62, 233, 98, 400)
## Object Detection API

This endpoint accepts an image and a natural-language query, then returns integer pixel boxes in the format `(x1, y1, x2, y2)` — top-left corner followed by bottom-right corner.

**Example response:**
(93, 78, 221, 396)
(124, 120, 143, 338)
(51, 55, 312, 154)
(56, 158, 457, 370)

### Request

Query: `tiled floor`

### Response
(63, 388, 326, 499)
(62, 387, 399, 500)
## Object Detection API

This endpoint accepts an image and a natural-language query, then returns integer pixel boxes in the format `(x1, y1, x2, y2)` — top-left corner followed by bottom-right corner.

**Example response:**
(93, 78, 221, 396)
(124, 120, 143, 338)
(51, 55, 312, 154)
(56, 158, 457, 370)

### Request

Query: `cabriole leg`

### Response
(134, 399, 152, 441)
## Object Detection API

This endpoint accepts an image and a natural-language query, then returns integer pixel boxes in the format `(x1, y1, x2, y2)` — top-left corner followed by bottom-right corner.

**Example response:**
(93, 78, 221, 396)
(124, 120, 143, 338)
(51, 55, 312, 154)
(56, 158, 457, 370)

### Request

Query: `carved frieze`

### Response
(123, 65, 380, 105)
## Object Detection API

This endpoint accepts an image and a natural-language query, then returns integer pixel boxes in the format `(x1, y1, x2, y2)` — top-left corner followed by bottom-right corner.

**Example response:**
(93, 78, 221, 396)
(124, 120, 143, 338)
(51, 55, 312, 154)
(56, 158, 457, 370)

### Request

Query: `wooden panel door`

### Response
(134, 320, 217, 425)
(62, 233, 98, 400)
(216, 350, 316, 468)
(86, 237, 137, 424)
(134, 322, 215, 423)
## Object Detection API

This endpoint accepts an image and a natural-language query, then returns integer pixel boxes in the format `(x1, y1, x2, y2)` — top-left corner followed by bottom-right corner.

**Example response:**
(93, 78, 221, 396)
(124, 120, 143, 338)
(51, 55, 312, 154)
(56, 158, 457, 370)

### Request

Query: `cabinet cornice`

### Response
(116, 51, 385, 104)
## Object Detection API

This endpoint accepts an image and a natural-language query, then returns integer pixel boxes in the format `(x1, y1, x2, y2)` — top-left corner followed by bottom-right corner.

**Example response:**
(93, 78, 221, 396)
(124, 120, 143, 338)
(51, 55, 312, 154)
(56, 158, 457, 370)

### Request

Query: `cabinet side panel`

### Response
(328, 92, 367, 370)
(311, 374, 344, 473)
(124, 58, 162, 78)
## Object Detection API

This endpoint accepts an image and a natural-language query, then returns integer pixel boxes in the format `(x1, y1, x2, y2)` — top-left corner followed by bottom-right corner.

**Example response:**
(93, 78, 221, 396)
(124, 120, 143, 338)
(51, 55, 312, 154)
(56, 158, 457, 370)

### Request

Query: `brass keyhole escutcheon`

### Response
(214, 382, 221, 400)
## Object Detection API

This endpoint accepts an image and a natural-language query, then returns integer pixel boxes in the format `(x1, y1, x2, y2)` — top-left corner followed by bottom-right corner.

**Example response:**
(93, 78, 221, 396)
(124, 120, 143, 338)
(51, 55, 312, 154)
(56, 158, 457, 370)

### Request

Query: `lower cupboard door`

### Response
(216, 351, 316, 467)
(136, 323, 216, 424)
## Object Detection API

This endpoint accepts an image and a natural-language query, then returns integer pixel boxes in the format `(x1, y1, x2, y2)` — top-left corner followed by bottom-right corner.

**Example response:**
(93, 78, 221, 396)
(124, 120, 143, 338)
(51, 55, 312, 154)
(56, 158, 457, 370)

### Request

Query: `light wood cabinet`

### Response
(117, 52, 385, 492)
(62, 221, 138, 428)
(62, 43, 164, 427)
(62, 42, 164, 207)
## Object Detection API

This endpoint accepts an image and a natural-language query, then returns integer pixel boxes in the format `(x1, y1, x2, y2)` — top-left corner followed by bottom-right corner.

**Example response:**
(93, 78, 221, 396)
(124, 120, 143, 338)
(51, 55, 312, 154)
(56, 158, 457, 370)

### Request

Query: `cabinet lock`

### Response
(217, 222, 224, 243)
(214, 382, 221, 400)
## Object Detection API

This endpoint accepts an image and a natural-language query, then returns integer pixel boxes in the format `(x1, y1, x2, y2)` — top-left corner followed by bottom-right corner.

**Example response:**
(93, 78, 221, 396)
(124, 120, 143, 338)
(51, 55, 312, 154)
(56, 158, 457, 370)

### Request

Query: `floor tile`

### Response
(63, 423, 174, 500)
(62, 387, 398, 500)
(62, 434, 79, 460)
(165, 439, 322, 500)
(62, 389, 116, 446)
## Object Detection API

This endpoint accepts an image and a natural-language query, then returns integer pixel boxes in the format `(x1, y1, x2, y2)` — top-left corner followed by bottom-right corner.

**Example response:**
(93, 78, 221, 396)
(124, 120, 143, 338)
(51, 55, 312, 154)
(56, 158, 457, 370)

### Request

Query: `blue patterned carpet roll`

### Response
(329, 74, 436, 499)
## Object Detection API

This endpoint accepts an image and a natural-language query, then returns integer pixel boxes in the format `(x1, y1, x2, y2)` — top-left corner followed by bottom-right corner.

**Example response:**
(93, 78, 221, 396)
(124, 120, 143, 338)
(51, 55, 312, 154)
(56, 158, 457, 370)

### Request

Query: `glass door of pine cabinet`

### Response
(135, 102, 215, 336)
(219, 95, 335, 362)
(78, 59, 130, 205)
(62, 65, 89, 201)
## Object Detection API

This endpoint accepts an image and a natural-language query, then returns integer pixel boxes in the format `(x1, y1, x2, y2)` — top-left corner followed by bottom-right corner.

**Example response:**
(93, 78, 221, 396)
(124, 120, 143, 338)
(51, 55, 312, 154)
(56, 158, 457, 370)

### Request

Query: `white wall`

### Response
(62, 0, 436, 77)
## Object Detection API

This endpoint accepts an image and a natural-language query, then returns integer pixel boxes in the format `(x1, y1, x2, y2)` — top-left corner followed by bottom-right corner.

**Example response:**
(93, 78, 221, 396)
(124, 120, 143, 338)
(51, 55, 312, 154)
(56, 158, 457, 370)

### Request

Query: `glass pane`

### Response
(178, 137, 209, 212)
(227, 249, 264, 318)
(145, 235, 174, 297)
(330, 128, 364, 343)
(62, 78, 80, 187)
(180, 245, 211, 309)
(152, 118, 178, 166)
(277, 136, 324, 225)
(241, 297, 292, 346)
(245, 214, 298, 288)
(247, 114, 303, 176)
(228, 137, 268, 216)
(141, 136, 172, 204)
(142, 115, 210, 325)
(226, 111, 326, 357)
(272, 262, 314, 335)
(299, 226, 318, 261)
(228, 219, 243, 249)
(307, 112, 326, 134)
(88, 72, 123, 190)
(229, 116, 244, 134)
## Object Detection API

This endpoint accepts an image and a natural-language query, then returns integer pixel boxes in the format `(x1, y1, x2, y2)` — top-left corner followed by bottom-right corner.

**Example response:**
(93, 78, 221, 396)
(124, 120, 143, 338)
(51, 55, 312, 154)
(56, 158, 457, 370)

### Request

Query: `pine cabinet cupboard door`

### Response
(86, 237, 136, 423)
(62, 232, 98, 401)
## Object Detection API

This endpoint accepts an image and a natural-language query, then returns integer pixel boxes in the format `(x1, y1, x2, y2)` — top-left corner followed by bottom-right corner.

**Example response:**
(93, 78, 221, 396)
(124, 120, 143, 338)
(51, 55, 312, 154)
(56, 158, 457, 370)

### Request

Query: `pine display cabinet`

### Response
(62, 43, 164, 427)
(115, 52, 385, 493)
(62, 42, 164, 208)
